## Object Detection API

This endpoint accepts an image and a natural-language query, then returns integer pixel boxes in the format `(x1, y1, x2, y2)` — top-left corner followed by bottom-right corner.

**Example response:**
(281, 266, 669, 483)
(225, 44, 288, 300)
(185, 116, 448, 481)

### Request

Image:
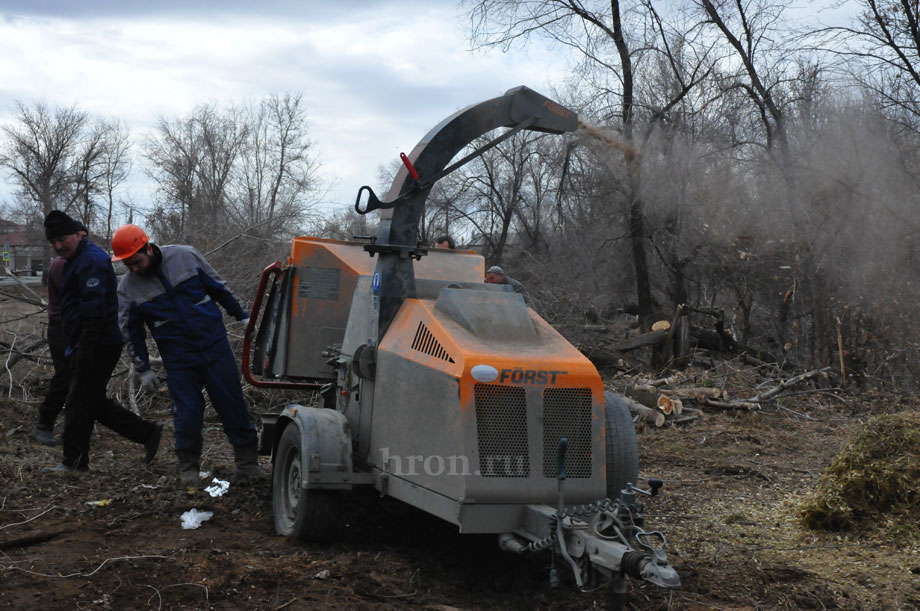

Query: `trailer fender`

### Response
(271, 404, 354, 488)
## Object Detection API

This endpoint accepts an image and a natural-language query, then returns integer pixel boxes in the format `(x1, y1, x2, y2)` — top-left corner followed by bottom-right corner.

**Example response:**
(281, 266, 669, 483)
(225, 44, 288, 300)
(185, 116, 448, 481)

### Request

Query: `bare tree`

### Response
(98, 120, 132, 245)
(0, 102, 89, 219)
(232, 93, 322, 237)
(0, 101, 132, 260)
(144, 103, 247, 242)
(465, 0, 714, 329)
(821, 1, 920, 131)
(438, 130, 550, 265)
(145, 95, 322, 246)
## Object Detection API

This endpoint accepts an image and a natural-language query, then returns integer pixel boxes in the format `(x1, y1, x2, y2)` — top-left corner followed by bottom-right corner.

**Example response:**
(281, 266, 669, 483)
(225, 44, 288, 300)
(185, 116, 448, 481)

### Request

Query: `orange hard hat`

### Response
(111, 224, 150, 261)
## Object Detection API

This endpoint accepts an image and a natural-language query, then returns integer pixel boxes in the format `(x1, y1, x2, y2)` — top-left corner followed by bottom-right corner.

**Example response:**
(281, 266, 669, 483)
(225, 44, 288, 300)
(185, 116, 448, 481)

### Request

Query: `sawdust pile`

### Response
(799, 411, 920, 533)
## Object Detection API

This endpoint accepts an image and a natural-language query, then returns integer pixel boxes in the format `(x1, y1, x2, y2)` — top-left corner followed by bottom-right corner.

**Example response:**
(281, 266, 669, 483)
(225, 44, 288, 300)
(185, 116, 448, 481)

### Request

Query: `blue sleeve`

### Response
(191, 248, 247, 320)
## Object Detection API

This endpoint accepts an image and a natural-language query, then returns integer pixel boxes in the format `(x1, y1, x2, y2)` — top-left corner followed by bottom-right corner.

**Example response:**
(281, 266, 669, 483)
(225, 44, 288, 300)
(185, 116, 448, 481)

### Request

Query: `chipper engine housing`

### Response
(243, 86, 680, 598)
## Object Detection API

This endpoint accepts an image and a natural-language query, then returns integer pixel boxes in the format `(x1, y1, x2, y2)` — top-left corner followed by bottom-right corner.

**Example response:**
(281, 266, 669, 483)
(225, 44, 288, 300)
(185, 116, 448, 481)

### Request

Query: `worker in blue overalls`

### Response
(112, 224, 267, 485)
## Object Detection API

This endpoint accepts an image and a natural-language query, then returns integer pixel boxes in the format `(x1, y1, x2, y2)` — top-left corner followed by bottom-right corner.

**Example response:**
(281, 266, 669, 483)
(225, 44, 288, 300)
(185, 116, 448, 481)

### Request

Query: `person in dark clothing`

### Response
(42, 211, 162, 473)
(34, 257, 71, 444)
(111, 223, 267, 485)
(485, 265, 532, 306)
(35, 222, 88, 446)
(434, 234, 456, 249)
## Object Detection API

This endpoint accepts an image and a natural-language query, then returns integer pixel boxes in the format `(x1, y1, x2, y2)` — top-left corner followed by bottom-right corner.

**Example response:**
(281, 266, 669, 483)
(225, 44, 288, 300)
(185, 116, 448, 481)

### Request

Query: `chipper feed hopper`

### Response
(243, 86, 679, 603)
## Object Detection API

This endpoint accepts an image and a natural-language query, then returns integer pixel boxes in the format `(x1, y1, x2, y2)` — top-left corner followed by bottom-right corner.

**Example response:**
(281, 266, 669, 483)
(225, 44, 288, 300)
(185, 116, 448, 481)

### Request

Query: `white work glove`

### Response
(139, 369, 160, 394)
(240, 317, 250, 328)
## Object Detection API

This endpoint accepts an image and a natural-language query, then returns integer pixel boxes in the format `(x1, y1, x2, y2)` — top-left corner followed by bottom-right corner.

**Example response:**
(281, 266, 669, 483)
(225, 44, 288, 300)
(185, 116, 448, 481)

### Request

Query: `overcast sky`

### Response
(0, 0, 572, 221)
(0, 1, 857, 225)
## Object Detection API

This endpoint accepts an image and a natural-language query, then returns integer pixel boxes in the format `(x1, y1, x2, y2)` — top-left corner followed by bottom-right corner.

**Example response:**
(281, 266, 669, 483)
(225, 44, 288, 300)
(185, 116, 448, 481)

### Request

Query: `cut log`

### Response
(670, 387, 724, 401)
(625, 384, 659, 409)
(623, 396, 666, 427)
(609, 330, 668, 352)
(657, 394, 673, 415)
(641, 376, 679, 387)
(671, 397, 683, 415)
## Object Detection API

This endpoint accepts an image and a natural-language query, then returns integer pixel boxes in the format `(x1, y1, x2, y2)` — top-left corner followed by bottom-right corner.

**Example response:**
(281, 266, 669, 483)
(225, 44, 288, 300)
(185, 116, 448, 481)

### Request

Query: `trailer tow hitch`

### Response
(498, 439, 680, 592)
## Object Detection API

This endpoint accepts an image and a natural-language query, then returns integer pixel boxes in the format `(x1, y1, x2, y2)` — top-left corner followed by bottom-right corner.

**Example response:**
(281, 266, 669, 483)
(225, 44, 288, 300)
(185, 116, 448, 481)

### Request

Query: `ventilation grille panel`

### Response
(475, 384, 529, 477)
(411, 321, 455, 363)
(542, 387, 593, 478)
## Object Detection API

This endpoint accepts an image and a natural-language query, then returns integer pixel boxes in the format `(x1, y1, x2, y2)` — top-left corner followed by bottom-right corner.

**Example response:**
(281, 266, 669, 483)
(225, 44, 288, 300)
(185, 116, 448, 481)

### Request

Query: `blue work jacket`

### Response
(60, 237, 124, 355)
(117, 244, 247, 372)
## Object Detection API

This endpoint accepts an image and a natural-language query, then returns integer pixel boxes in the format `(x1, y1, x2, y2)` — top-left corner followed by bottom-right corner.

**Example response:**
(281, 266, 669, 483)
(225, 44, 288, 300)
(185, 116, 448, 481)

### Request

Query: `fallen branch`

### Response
(669, 387, 725, 401)
(703, 398, 759, 410)
(0, 530, 66, 551)
(2, 271, 47, 308)
(0, 289, 46, 308)
(746, 367, 832, 403)
(1, 338, 48, 370)
(0, 505, 55, 530)
(205, 218, 279, 257)
(697, 367, 832, 410)
(609, 330, 668, 353)
(4, 554, 168, 578)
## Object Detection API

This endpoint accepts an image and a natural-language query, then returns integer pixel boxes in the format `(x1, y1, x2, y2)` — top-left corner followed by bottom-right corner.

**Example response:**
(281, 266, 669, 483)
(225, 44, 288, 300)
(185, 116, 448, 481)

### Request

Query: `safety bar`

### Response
(241, 261, 325, 390)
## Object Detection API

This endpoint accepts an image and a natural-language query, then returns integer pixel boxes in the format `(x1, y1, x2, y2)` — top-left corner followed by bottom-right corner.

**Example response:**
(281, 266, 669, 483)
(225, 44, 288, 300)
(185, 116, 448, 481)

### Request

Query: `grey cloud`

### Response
(0, 0, 427, 20)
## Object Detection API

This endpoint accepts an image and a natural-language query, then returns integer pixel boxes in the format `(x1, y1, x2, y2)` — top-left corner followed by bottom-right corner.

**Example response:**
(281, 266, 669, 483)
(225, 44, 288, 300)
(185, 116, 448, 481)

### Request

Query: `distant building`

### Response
(0, 219, 45, 276)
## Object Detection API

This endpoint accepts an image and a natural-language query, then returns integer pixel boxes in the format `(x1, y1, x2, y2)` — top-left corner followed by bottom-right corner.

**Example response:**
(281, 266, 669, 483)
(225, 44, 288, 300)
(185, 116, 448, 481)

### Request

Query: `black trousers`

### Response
(37, 323, 68, 430)
(62, 342, 156, 470)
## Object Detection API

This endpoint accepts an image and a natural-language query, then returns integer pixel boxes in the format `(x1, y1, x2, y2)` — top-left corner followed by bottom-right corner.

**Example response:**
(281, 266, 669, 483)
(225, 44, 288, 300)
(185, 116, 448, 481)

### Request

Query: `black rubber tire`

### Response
(272, 425, 342, 542)
(604, 391, 640, 499)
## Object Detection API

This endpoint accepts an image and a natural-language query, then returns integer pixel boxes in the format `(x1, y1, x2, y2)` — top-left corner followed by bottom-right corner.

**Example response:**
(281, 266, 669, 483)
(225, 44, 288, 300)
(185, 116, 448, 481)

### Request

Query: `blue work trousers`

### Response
(166, 346, 257, 455)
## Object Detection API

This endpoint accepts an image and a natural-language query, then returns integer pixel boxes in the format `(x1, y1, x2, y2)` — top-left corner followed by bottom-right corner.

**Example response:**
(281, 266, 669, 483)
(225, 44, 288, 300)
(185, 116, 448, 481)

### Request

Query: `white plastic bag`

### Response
(204, 478, 229, 497)
(180, 508, 214, 529)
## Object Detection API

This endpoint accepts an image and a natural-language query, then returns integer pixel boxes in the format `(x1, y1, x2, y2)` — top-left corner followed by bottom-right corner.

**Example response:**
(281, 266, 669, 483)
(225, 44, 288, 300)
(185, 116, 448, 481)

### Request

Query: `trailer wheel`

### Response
(604, 391, 640, 499)
(273, 425, 341, 542)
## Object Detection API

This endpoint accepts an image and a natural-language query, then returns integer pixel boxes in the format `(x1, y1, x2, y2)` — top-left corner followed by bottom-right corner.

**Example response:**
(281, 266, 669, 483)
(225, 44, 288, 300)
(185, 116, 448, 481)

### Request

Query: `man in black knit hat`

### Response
(42, 210, 162, 472)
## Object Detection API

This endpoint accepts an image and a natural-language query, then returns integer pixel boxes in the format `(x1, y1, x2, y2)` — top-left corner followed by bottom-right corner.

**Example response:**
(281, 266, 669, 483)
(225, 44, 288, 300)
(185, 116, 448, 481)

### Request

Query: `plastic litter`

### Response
(180, 508, 214, 529)
(314, 569, 331, 579)
(86, 499, 112, 507)
(204, 478, 230, 497)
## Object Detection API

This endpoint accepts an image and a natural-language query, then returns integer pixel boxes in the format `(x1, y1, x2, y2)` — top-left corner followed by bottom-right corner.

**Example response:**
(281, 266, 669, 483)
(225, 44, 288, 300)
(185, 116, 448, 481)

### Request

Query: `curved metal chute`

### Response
(363, 85, 578, 339)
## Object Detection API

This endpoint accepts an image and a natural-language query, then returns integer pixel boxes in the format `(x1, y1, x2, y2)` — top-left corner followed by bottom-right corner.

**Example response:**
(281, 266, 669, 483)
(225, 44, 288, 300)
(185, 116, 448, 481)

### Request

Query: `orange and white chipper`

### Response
(242, 86, 679, 602)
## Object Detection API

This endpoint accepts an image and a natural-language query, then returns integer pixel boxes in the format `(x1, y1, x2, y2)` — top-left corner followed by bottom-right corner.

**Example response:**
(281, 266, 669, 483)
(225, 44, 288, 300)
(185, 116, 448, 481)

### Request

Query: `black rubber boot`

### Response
(177, 450, 201, 485)
(232, 443, 270, 483)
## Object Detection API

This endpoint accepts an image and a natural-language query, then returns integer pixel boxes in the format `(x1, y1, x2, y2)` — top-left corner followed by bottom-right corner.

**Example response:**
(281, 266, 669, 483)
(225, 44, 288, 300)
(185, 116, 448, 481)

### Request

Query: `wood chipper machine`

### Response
(242, 86, 680, 602)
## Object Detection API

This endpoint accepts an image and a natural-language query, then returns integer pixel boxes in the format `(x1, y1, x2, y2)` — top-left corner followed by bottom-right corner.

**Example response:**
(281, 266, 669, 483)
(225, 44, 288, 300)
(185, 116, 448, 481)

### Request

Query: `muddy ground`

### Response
(1, 288, 918, 611)
(2, 372, 919, 611)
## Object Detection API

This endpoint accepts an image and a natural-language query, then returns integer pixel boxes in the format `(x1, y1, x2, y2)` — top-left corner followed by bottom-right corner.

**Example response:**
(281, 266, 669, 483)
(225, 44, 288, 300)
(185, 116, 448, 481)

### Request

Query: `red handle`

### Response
(400, 152, 420, 180)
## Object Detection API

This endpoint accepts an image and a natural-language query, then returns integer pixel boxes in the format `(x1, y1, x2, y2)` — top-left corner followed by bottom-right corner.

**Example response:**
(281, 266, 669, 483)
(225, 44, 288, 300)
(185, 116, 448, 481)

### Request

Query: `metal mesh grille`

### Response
(542, 387, 593, 478)
(411, 321, 455, 363)
(474, 384, 529, 477)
